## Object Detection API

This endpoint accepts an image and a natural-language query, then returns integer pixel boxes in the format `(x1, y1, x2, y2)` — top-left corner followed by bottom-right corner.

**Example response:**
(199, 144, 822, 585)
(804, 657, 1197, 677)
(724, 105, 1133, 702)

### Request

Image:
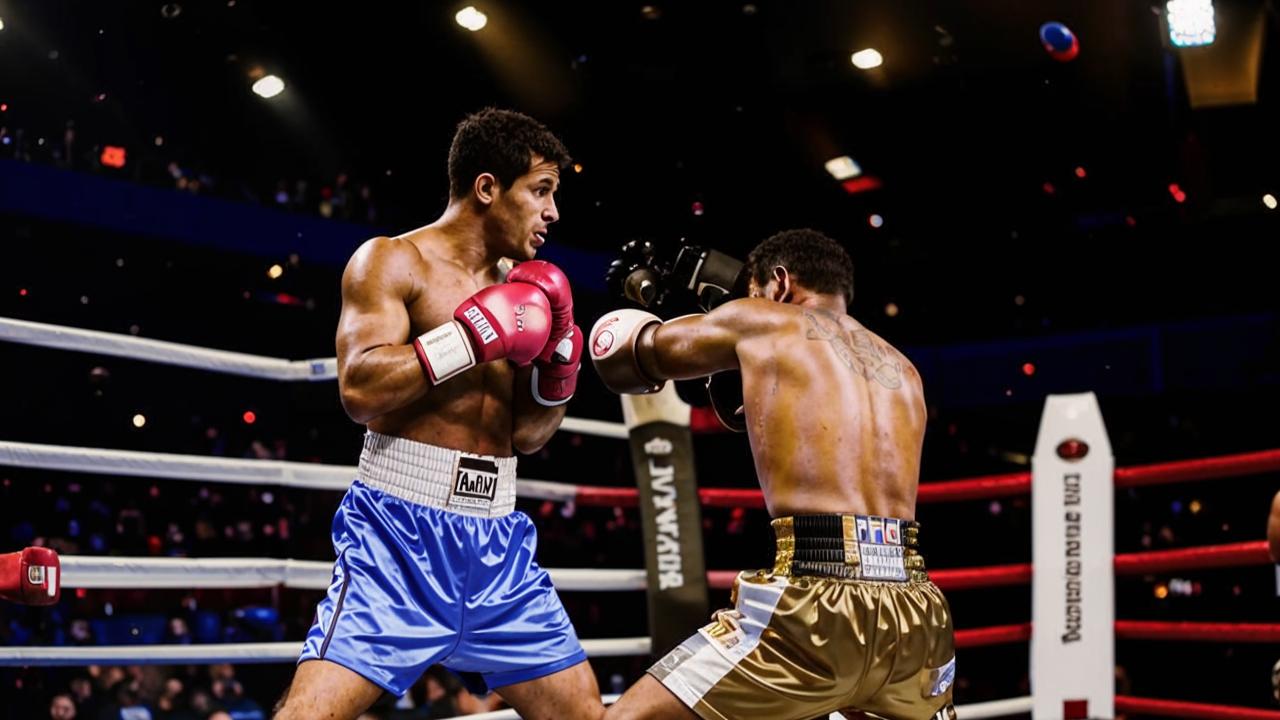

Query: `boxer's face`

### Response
(482, 155, 560, 262)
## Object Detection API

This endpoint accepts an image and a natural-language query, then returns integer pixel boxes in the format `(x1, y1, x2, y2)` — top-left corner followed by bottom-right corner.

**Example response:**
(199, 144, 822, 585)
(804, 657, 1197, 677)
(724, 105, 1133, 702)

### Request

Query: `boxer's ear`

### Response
(473, 173, 498, 206)
(771, 265, 793, 304)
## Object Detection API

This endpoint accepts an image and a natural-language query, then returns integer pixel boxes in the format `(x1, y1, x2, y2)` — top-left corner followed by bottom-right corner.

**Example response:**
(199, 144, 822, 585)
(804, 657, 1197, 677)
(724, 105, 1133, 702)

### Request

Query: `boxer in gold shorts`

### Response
(591, 229, 956, 720)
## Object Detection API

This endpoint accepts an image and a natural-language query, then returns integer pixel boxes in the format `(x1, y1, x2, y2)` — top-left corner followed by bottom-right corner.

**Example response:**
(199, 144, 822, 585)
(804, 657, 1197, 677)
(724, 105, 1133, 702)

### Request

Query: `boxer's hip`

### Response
(356, 430, 518, 518)
(768, 513, 927, 582)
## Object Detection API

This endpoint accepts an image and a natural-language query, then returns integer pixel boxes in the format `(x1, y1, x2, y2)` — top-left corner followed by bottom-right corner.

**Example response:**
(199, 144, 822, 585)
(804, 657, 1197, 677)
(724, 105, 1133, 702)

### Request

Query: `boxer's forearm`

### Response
(511, 365, 567, 454)
(338, 345, 431, 424)
(638, 313, 741, 381)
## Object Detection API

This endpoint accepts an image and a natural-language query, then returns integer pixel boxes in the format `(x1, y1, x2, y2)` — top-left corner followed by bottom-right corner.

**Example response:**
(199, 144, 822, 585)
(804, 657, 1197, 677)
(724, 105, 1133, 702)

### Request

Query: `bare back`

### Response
(335, 227, 517, 456)
(736, 305, 926, 519)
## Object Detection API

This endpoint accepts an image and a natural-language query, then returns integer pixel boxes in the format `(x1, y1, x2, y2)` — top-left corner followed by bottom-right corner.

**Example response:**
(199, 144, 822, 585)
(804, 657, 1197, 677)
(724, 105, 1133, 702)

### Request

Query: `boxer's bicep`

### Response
(336, 238, 416, 365)
(645, 313, 742, 380)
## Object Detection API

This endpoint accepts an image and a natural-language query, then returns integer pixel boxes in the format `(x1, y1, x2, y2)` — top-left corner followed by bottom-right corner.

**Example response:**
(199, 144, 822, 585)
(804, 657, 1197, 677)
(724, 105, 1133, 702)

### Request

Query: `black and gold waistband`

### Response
(771, 514, 927, 582)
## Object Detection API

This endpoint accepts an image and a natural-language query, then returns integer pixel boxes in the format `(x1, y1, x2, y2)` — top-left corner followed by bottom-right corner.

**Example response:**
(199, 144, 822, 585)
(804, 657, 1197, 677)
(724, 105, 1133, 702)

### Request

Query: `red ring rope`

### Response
(1116, 621, 1280, 643)
(570, 448, 1280, 508)
(954, 623, 1031, 648)
(1114, 541, 1270, 576)
(701, 541, 1270, 593)
(1116, 695, 1280, 720)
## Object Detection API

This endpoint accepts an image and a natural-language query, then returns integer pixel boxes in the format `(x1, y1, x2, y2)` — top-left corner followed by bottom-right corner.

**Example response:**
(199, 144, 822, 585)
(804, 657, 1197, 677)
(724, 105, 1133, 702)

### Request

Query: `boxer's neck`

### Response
(430, 202, 505, 272)
(789, 287, 848, 316)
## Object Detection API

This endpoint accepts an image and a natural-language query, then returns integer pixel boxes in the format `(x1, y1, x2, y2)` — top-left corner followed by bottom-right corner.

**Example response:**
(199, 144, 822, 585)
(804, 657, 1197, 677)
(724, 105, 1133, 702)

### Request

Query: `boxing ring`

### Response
(3, 315, 1280, 719)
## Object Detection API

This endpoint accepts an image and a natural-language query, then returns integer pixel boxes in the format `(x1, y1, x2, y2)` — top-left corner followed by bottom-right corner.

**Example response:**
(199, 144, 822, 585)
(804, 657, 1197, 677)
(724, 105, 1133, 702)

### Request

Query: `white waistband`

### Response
(356, 431, 518, 517)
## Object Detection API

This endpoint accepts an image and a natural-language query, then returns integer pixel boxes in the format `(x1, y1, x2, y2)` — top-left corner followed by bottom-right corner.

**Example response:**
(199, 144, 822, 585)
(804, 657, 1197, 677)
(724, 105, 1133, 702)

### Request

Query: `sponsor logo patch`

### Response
(448, 455, 500, 512)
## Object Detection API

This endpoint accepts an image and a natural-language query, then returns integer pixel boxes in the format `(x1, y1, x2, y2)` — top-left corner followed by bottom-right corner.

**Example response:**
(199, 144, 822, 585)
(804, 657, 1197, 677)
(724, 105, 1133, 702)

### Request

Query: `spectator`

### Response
(48, 693, 77, 720)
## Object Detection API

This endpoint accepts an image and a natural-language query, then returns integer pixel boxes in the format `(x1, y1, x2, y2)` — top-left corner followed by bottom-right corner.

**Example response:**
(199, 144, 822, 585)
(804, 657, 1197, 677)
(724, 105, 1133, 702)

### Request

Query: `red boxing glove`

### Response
(506, 260, 574, 364)
(0, 546, 61, 606)
(413, 283, 552, 384)
(532, 324, 583, 406)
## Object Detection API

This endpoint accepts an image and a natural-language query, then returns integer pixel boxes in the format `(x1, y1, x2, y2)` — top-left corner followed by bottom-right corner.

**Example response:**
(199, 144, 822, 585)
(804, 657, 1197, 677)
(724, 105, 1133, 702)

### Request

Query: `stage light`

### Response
(1167, 0, 1215, 47)
(824, 156, 862, 180)
(252, 75, 285, 99)
(100, 146, 126, 168)
(456, 6, 487, 31)
(851, 49, 883, 69)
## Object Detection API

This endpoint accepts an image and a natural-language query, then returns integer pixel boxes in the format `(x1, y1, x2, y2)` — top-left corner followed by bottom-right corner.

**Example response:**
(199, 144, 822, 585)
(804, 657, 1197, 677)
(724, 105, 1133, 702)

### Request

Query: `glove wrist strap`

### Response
(413, 321, 477, 385)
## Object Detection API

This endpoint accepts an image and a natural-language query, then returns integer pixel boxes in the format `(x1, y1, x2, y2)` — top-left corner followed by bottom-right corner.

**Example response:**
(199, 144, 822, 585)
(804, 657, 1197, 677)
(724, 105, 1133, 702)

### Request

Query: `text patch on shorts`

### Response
(854, 515, 909, 581)
(448, 455, 500, 512)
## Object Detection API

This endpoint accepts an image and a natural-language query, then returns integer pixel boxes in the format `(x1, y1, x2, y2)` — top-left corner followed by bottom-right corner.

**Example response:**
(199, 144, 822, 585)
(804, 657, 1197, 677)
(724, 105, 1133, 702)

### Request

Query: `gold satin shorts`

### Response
(649, 515, 956, 720)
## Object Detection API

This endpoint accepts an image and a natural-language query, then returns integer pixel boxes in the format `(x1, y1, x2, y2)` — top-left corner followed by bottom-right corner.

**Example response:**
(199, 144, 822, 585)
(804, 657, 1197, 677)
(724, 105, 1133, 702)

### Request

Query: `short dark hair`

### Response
(746, 228, 854, 303)
(447, 108, 570, 199)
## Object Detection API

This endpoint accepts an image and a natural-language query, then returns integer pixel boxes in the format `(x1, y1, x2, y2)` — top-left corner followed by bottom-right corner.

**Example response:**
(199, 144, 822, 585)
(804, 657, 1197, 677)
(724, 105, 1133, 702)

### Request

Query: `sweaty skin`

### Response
(637, 294, 926, 519)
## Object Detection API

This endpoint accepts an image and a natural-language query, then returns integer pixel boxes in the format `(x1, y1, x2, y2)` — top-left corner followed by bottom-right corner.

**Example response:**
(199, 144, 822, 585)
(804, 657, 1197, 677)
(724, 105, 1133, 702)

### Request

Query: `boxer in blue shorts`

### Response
(273, 108, 604, 720)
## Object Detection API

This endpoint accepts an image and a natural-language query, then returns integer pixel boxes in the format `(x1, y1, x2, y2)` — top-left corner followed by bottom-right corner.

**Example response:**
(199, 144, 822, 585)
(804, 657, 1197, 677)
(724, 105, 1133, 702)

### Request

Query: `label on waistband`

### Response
(447, 454, 500, 513)
(855, 515, 909, 581)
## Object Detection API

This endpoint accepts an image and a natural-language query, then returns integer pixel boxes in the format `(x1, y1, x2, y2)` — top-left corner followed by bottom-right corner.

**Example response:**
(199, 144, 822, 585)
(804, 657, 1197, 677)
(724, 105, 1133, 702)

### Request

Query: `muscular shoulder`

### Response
(709, 298, 804, 335)
(342, 236, 425, 298)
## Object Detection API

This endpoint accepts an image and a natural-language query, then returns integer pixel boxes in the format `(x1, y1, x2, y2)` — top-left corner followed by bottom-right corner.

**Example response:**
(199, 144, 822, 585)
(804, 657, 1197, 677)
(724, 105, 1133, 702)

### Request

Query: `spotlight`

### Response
(456, 6, 488, 31)
(252, 75, 285, 99)
(1167, 0, 1215, 47)
(824, 156, 862, 181)
(851, 49, 883, 69)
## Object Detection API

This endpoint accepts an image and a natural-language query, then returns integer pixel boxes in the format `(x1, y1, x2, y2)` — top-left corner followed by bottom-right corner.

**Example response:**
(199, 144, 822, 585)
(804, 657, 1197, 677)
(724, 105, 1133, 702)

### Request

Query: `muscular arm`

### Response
(335, 237, 428, 424)
(510, 366, 568, 454)
(637, 298, 782, 381)
(1269, 491, 1280, 563)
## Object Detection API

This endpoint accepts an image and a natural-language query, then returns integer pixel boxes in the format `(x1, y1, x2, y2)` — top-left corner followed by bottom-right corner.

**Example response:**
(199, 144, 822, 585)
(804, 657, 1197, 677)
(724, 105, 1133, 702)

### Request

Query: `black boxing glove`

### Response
(669, 245, 749, 312)
(706, 370, 747, 432)
(605, 240, 663, 306)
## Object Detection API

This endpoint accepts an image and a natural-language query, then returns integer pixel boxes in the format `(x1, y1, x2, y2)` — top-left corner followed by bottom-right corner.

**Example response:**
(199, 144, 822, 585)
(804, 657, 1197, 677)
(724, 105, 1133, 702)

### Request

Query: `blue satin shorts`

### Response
(299, 479, 587, 696)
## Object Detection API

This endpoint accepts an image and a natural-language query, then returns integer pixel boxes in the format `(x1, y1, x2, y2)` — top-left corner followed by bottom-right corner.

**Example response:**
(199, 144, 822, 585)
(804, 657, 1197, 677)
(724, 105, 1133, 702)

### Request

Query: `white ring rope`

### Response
(0, 440, 588, 501)
(0, 638, 652, 666)
(0, 317, 338, 382)
(59, 556, 647, 592)
(0, 316, 627, 438)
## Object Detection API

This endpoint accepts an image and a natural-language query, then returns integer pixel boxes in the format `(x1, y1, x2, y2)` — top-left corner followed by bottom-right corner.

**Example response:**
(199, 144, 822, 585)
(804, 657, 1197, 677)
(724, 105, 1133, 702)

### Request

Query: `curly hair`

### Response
(447, 108, 571, 199)
(745, 228, 854, 303)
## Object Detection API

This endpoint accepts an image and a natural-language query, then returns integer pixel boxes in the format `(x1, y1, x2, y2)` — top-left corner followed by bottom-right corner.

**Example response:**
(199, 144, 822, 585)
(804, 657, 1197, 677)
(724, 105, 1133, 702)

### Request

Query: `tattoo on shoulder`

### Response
(803, 311, 903, 389)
